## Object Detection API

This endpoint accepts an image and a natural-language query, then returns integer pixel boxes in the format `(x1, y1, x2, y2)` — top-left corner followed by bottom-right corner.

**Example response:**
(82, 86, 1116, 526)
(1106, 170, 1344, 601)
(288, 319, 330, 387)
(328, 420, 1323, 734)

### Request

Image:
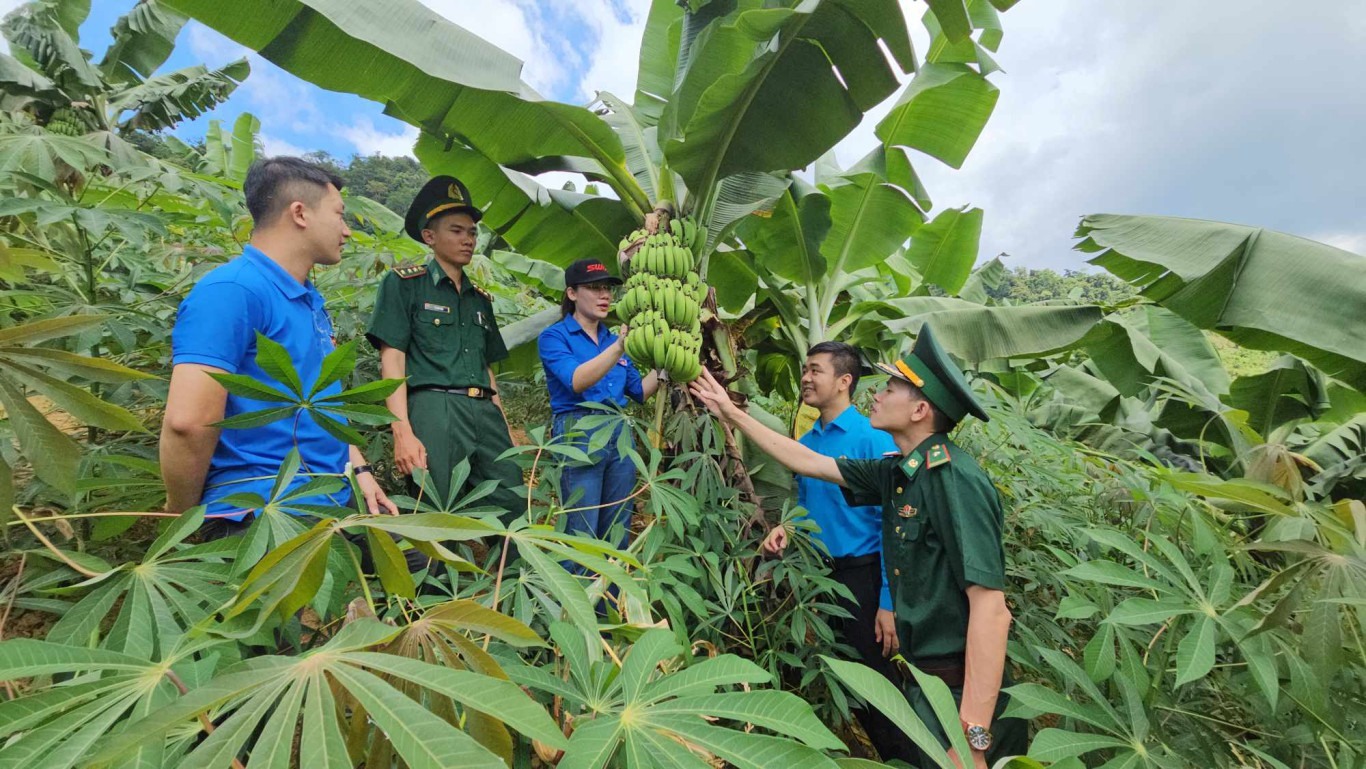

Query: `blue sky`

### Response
(4, 1, 1363, 270)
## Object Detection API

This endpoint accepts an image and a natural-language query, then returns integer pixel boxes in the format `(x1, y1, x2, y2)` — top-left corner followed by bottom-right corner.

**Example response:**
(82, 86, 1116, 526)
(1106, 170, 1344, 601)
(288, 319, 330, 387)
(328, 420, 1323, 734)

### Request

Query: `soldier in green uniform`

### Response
(689, 325, 1026, 768)
(366, 176, 524, 540)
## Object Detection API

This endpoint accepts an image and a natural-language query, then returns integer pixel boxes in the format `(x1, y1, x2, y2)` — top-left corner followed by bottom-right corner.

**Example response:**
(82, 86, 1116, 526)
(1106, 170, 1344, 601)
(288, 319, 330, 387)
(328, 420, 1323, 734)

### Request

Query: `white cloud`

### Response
(259, 133, 309, 158)
(535, 171, 588, 192)
(0, 0, 23, 53)
(1315, 231, 1366, 255)
(832, 0, 1366, 271)
(337, 117, 419, 158)
(418, 0, 574, 99)
(575, 0, 652, 103)
(185, 21, 250, 66)
(239, 61, 326, 134)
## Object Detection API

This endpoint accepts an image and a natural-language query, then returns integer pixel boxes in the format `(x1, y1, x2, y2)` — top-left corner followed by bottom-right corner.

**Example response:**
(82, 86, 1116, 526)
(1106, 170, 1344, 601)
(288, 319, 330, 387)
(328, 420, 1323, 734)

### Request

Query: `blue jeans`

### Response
(554, 411, 637, 572)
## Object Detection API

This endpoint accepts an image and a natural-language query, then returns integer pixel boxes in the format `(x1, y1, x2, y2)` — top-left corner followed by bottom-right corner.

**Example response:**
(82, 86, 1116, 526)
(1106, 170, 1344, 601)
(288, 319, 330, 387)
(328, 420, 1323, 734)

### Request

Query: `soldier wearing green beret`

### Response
(689, 325, 1026, 768)
(366, 176, 524, 542)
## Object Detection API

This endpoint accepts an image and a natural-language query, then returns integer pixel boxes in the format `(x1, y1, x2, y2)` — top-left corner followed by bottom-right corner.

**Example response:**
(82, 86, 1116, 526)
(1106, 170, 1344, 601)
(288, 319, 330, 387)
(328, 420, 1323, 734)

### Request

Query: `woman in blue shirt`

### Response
(539, 259, 659, 555)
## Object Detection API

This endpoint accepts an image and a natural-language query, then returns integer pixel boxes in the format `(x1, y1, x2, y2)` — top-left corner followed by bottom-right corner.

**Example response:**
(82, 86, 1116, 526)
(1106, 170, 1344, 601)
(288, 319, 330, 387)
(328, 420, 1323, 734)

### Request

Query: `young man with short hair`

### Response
(690, 325, 1026, 768)
(765, 340, 912, 763)
(161, 156, 396, 535)
(366, 176, 523, 529)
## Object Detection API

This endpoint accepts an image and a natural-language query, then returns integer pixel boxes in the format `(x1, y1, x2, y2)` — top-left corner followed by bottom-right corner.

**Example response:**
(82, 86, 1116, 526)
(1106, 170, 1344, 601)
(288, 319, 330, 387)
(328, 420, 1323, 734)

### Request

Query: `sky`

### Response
(3, 0, 1363, 271)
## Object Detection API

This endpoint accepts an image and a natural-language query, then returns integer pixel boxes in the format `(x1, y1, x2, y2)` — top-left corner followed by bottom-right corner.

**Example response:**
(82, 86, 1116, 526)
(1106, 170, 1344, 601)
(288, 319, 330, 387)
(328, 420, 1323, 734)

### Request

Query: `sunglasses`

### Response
(573, 283, 619, 294)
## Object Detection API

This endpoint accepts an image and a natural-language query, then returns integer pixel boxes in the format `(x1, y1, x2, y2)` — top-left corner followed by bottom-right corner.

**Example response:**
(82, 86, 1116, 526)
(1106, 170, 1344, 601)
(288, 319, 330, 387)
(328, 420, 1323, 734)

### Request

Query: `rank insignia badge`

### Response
(926, 443, 952, 468)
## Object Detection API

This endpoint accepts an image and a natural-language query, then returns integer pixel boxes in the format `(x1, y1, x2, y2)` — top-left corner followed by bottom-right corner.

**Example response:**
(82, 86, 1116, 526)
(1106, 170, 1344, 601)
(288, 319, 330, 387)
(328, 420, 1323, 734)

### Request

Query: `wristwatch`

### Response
(963, 722, 992, 752)
(353, 464, 374, 476)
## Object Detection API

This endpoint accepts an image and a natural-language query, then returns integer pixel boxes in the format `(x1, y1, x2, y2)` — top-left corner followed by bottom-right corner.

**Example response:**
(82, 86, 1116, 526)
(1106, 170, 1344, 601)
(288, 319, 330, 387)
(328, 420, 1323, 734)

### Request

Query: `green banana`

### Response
(652, 332, 666, 370)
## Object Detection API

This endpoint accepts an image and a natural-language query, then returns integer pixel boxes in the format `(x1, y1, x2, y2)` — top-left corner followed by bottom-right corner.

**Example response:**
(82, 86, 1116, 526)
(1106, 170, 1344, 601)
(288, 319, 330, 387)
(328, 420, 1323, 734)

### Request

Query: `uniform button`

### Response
(893, 568, 901, 576)
(433, 318, 441, 326)
(895, 526, 902, 534)
(896, 487, 903, 493)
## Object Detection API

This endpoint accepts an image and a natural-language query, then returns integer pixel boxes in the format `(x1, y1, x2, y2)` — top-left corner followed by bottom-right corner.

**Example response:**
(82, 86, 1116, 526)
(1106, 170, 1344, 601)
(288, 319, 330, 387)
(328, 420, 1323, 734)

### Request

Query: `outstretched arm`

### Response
(688, 368, 844, 485)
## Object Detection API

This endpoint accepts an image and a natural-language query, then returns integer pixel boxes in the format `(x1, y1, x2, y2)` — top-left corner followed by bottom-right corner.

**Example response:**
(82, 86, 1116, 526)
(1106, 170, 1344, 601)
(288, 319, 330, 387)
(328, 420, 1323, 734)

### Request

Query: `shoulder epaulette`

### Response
(393, 264, 427, 279)
(473, 284, 493, 302)
(925, 443, 952, 469)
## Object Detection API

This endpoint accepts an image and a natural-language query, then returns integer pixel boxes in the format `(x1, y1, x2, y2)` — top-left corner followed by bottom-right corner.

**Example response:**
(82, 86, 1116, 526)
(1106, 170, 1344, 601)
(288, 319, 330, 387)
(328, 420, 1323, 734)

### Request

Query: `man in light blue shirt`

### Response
(763, 341, 912, 763)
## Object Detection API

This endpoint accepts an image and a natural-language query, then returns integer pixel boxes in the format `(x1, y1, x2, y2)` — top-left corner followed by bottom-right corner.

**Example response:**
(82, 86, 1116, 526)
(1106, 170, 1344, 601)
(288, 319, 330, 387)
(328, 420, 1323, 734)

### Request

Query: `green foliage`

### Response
(0, 3, 1363, 769)
(209, 335, 403, 446)
(1, 0, 248, 135)
(986, 266, 1137, 305)
(308, 150, 429, 218)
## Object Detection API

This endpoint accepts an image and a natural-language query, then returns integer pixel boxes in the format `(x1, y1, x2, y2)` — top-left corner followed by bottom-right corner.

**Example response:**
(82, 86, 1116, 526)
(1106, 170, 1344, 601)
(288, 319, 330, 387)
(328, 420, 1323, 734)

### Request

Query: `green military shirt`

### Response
(365, 261, 508, 389)
(836, 434, 1007, 661)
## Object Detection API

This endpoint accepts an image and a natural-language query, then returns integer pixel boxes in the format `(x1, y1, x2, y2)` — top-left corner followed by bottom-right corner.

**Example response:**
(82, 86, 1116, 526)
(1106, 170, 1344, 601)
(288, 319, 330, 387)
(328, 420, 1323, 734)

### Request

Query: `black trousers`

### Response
(829, 553, 917, 764)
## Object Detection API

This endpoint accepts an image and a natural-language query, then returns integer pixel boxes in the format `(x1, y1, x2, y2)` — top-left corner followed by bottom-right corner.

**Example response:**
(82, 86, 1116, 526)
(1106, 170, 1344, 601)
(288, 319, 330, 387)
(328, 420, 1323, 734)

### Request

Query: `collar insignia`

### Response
(899, 450, 924, 480)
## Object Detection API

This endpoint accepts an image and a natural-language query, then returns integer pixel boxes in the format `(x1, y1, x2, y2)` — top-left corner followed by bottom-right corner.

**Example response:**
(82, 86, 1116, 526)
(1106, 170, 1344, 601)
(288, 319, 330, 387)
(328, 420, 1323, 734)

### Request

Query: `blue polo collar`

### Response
(243, 245, 310, 301)
(811, 404, 860, 435)
(561, 313, 612, 342)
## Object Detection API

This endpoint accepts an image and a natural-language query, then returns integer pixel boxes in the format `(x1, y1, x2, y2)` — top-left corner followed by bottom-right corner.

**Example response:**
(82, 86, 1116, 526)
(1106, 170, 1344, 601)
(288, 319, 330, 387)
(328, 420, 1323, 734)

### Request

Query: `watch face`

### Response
(966, 725, 992, 751)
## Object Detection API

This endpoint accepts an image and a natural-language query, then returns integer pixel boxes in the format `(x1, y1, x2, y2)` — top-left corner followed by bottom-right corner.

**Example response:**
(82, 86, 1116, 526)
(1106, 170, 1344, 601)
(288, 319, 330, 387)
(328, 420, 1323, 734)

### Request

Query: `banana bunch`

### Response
(623, 310, 702, 383)
(616, 227, 648, 253)
(615, 218, 701, 253)
(617, 218, 708, 382)
(629, 233, 694, 280)
(667, 217, 701, 250)
(44, 107, 88, 137)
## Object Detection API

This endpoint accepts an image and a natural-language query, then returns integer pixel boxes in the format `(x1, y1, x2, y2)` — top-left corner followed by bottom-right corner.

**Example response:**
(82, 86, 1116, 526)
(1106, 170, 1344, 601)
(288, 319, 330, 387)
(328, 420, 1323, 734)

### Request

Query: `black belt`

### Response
(825, 552, 879, 570)
(411, 385, 496, 399)
(895, 654, 966, 688)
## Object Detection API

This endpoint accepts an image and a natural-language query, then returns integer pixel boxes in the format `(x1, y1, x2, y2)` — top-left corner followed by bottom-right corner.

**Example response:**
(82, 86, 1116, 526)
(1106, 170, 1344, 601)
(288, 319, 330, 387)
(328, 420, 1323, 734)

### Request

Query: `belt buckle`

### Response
(467, 387, 481, 398)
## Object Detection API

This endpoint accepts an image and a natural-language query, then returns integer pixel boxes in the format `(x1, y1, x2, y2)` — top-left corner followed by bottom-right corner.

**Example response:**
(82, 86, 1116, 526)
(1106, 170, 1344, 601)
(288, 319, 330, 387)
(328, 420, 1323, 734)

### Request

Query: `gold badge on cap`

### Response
(447, 183, 465, 204)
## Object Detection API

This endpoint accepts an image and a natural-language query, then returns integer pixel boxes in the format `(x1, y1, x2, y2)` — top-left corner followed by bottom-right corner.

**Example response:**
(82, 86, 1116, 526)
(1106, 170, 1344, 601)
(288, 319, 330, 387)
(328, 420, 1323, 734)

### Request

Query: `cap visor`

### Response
(874, 361, 913, 383)
(569, 275, 623, 286)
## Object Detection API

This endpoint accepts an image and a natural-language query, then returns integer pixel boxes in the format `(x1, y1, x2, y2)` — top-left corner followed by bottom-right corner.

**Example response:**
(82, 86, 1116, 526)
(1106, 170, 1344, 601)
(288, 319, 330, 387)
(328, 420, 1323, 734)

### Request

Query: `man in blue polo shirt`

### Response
(160, 156, 396, 537)
(763, 341, 912, 763)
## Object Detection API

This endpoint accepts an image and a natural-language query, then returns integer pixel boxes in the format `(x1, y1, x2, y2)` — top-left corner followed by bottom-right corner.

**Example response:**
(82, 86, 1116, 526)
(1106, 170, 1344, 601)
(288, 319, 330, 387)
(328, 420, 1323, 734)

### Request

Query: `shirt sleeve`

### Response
(171, 281, 257, 373)
(878, 570, 892, 612)
(483, 297, 509, 365)
(623, 356, 645, 403)
(934, 467, 1007, 591)
(365, 273, 410, 352)
(834, 457, 888, 508)
(538, 325, 581, 392)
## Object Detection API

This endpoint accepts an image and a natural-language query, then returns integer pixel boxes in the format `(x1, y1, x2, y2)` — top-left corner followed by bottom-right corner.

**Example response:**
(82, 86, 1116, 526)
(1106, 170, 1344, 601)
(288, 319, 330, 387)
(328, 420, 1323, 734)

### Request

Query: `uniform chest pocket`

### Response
(414, 309, 459, 351)
(888, 501, 928, 543)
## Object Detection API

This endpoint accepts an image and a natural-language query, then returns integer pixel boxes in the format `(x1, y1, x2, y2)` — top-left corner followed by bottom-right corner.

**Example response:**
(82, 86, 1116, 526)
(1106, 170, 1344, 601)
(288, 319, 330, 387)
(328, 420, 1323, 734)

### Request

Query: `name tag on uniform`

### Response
(423, 302, 451, 313)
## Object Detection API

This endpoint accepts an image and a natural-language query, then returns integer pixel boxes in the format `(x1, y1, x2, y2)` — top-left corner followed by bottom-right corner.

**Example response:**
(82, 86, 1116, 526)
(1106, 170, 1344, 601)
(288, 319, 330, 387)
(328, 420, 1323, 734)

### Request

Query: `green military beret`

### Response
(404, 175, 483, 242)
(872, 323, 989, 425)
